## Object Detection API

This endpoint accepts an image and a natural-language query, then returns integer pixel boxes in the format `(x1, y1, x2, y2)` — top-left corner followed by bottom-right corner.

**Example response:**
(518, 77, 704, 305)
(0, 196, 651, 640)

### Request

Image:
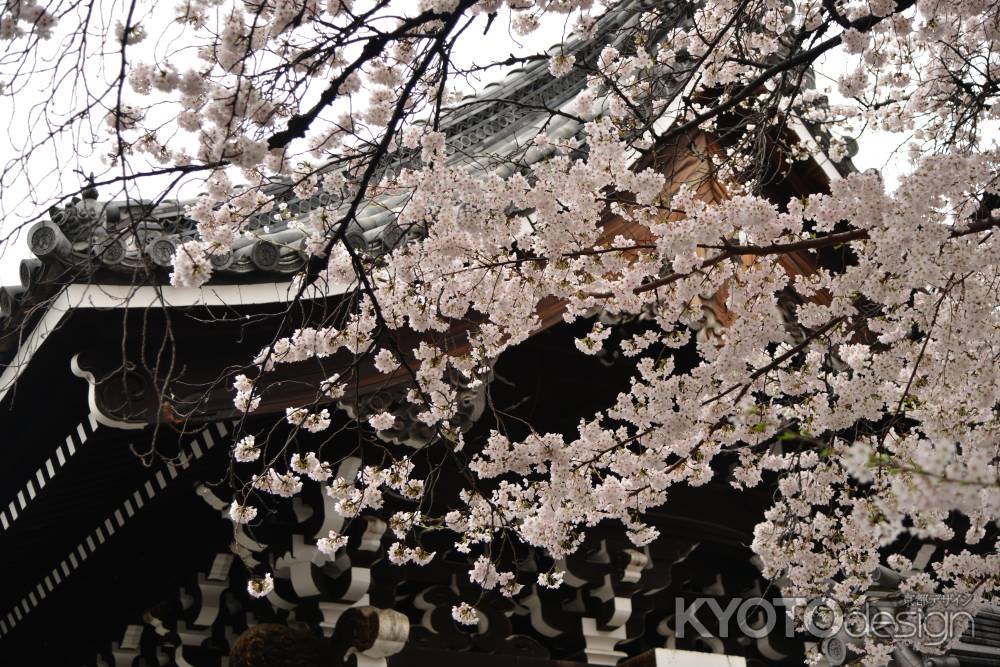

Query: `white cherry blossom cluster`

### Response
(11, 0, 1000, 658)
(316, 529, 348, 556)
(285, 407, 332, 433)
(0, 0, 56, 40)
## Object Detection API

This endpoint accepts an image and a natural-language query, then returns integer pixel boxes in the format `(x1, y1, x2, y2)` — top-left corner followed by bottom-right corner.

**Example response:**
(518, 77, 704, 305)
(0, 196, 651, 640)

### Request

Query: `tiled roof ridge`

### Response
(0, 0, 859, 366)
(17, 0, 678, 286)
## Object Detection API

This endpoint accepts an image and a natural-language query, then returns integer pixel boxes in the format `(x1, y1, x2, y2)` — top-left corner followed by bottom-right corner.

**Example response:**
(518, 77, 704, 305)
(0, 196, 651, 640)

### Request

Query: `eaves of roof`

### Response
(0, 0, 859, 392)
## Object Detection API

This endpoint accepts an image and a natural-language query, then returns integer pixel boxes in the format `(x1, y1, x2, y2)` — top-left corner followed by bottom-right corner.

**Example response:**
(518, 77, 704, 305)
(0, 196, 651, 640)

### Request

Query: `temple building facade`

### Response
(0, 2, 997, 665)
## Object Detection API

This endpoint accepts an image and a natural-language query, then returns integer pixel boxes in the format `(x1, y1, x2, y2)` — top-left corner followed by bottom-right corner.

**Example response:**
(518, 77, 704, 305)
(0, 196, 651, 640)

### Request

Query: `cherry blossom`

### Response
(6, 0, 1000, 659)
(368, 412, 396, 431)
(228, 503, 257, 524)
(538, 571, 565, 589)
(233, 436, 260, 463)
(316, 530, 348, 556)
(451, 602, 479, 626)
(247, 573, 274, 598)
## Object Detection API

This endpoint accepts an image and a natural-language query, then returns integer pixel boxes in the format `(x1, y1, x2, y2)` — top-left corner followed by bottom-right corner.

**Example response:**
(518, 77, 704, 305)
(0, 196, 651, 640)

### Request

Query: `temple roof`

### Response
(0, 5, 935, 662)
(17, 0, 683, 278)
(0, 0, 707, 381)
(0, 0, 854, 382)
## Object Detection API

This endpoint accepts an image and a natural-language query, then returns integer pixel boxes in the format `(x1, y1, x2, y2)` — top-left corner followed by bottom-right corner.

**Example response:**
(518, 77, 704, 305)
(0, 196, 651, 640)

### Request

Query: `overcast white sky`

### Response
(0, 4, 919, 286)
